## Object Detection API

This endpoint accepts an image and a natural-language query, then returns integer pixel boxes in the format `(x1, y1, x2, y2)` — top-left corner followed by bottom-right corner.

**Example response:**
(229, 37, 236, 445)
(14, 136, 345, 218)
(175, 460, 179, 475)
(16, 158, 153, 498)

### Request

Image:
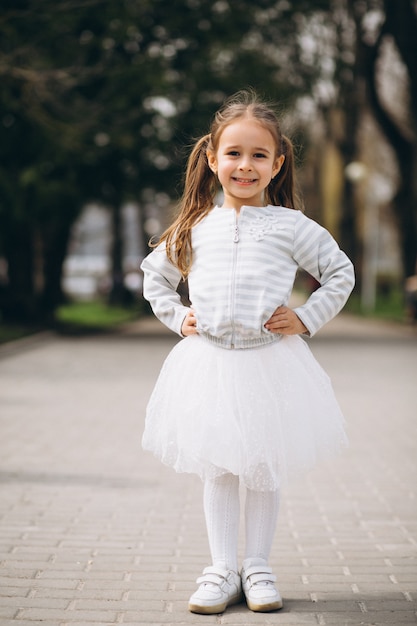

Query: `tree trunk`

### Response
(362, 34, 417, 278)
(1, 220, 37, 323)
(383, 0, 417, 277)
(109, 202, 131, 306)
(41, 219, 73, 321)
(325, 1, 366, 276)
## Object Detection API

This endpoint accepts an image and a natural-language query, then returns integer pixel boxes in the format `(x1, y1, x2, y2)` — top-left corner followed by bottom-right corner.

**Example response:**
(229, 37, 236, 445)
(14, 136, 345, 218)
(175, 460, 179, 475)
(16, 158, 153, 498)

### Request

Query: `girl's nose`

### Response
(238, 157, 252, 171)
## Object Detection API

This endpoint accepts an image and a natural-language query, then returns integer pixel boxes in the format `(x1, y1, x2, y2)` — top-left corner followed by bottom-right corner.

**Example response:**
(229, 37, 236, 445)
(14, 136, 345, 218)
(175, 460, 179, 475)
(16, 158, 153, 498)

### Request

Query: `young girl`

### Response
(140, 90, 355, 615)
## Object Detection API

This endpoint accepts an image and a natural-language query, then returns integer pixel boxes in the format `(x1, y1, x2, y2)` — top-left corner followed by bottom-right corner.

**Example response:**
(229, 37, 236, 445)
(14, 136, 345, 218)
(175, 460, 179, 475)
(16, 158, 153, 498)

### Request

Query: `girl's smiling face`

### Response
(207, 117, 285, 210)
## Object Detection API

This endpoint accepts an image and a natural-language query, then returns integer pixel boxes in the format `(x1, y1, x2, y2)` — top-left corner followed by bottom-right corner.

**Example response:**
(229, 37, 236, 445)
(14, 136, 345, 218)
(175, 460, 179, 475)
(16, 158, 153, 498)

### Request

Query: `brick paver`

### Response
(0, 315, 416, 625)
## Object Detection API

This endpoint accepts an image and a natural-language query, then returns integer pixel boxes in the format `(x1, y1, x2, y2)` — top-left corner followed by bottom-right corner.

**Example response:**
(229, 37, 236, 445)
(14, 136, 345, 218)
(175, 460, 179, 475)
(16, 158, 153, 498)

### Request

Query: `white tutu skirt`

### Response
(142, 335, 348, 491)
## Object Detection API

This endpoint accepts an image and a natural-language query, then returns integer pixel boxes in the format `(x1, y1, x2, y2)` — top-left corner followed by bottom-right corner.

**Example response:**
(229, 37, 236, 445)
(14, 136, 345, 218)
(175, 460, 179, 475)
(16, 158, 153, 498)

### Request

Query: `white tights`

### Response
(203, 473, 280, 572)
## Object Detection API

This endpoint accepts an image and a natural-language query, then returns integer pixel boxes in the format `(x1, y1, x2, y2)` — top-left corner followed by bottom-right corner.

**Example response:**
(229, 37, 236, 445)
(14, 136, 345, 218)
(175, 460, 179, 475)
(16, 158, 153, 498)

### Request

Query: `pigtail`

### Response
(158, 133, 217, 277)
(266, 135, 299, 210)
(181, 134, 217, 218)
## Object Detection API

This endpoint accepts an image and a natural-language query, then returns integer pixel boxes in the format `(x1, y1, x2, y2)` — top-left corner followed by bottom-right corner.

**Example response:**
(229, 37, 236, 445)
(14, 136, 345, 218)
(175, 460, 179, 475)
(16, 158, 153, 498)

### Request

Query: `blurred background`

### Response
(0, 0, 416, 339)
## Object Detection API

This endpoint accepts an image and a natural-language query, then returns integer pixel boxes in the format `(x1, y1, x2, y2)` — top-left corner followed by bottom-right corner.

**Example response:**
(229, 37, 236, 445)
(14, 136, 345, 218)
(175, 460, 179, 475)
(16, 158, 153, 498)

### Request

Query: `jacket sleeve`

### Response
(140, 244, 190, 336)
(292, 213, 355, 337)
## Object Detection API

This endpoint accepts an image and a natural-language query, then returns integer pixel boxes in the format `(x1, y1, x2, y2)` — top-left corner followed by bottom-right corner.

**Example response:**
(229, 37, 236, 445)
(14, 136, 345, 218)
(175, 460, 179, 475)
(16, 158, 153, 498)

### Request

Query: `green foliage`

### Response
(345, 287, 406, 322)
(9, 0, 413, 324)
(55, 300, 139, 330)
(1, 0, 330, 323)
(0, 324, 38, 345)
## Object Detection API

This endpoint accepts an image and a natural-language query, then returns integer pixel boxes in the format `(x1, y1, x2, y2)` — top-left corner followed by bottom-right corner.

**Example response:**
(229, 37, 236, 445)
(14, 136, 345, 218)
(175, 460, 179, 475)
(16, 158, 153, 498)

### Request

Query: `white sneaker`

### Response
(241, 558, 283, 612)
(188, 566, 242, 614)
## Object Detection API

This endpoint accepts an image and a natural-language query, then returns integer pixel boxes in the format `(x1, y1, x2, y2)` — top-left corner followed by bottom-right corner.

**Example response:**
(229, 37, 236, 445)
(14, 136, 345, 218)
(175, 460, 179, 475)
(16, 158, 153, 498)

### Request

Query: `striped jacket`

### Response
(140, 205, 355, 349)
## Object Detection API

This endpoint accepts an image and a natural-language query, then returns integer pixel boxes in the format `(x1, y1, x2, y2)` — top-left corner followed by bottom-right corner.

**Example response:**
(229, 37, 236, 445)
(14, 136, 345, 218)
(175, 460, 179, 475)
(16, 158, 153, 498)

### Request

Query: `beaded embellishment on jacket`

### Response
(248, 213, 284, 241)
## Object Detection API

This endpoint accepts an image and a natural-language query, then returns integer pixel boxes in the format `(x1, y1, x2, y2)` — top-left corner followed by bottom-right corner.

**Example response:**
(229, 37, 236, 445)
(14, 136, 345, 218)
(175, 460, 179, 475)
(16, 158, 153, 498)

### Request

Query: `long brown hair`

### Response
(157, 90, 300, 277)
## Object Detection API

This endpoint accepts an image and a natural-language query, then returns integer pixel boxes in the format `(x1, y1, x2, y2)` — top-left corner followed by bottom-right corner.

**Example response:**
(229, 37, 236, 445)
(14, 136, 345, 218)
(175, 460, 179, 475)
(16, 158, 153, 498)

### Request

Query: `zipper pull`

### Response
(233, 213, 239, 242)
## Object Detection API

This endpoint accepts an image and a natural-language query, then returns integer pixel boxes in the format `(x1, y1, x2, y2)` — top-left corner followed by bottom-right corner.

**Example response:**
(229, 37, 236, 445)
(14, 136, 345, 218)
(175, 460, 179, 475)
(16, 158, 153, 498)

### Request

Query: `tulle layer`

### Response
(142, 335, 348, 490)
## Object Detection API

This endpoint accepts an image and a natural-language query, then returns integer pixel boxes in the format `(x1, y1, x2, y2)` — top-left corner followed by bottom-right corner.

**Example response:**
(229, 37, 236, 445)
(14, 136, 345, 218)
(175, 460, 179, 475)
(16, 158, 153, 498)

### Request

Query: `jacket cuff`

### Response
(293, 306, 319, 338)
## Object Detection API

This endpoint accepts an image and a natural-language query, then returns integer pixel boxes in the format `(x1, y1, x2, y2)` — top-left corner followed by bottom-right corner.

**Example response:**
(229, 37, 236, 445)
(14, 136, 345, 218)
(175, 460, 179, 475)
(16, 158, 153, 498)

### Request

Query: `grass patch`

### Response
(0, 325, 38, 344)
(0, 301, 141, 344)
(345, 288, 406, 323)
(55, 300, 139, 332)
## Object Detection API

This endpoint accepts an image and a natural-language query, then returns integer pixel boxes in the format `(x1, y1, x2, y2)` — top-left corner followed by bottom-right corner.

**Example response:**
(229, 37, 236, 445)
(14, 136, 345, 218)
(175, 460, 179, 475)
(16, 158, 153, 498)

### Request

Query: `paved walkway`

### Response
(0, 313, 416, 625)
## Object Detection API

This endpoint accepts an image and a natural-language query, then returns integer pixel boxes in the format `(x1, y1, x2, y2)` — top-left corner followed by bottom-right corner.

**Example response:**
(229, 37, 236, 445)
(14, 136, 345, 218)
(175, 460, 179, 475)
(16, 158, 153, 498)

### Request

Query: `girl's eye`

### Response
(227, 151, 240, 156)
(254, 153, 267, 158)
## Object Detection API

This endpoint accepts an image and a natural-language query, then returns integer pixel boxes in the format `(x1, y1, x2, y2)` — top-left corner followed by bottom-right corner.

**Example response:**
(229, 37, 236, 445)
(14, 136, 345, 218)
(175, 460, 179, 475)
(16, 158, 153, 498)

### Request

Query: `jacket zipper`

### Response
(230, 211, 240, 348)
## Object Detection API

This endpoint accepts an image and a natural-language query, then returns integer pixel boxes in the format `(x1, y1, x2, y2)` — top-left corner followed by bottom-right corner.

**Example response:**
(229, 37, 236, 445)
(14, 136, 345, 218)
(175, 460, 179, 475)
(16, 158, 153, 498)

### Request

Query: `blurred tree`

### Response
(299, 0, 417, 290)
(318, 0, 417, 283)
(308, 0, 370, 273)
(358, 0, 417, 279)
(0, 0, 333, 323)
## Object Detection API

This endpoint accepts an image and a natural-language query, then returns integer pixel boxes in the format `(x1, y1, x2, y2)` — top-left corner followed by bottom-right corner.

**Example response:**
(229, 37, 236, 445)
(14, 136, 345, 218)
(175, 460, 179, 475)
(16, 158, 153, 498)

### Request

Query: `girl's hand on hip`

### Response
(181, 309, 198, 336)
(264, 306, 308, 335)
